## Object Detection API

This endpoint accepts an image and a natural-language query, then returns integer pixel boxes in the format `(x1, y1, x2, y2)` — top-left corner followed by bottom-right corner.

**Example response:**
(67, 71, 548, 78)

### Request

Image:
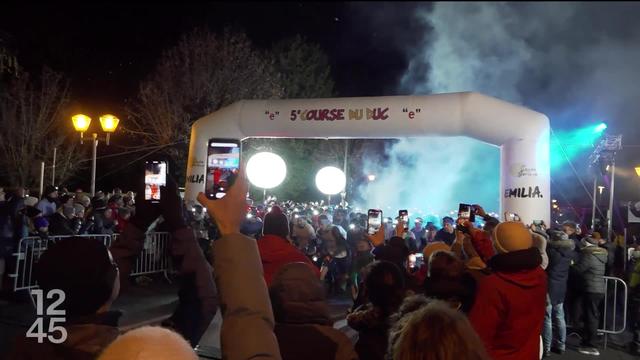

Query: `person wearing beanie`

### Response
(35, 185, 58, 218)
(269, 263, 358, 360)
(572, 235, 608, 356)
(434, 216, 456, 245)
(542, 230, 577, 357)
(469, 221, 547, 360)
(258, 205, 320, 286)
(8, 237, 121, 359)
(97, 326, 198, 360)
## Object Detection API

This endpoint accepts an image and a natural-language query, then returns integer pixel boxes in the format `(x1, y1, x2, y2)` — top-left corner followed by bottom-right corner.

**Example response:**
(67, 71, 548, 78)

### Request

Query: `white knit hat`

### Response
(98, 326, 197, 360)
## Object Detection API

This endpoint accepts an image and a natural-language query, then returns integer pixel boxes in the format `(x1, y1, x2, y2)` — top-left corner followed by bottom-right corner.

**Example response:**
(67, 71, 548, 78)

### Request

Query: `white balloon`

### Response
(246, 152, 287, 189)
(315, 166, 346, 195)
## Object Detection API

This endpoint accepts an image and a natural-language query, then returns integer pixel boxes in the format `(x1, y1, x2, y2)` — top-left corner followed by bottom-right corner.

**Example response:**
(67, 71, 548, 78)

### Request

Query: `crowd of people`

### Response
(2, 171, 640, 359)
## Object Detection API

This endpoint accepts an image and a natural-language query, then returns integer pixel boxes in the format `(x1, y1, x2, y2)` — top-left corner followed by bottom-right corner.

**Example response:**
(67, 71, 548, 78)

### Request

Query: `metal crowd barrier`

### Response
(10, 232, 173, 292)
(598, 276, 628, 349)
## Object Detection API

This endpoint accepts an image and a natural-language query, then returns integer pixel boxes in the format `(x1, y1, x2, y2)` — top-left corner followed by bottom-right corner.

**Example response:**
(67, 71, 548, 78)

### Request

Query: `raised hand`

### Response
(197, 168, 249, 237)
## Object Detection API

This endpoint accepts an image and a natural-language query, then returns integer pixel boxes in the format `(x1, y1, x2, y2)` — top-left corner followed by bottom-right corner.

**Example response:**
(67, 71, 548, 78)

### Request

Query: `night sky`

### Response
(1, 2, 422, 114)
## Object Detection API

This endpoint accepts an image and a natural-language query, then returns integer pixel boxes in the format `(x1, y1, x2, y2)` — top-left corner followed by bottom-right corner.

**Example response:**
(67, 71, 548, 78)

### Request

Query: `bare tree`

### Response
(0, 67, 84, 190)
(127, 28, 284, 181)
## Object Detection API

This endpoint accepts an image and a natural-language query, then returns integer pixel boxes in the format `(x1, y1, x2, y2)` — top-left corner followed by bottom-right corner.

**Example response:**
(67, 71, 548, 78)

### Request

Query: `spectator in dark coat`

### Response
(573, 236, 608, 356)
(434, 216, 456, 246)
(347, 260, 406, 360)
(269, 262, 357, 360)
(48, 205, 76, 236)
(542, 230, 576, 356)
(469, 221, 547, 360)
(8, 237, 121, 360)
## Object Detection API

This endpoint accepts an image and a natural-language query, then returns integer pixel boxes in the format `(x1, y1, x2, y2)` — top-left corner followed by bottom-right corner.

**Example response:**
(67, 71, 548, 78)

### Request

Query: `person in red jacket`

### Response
(469, 221, 547, 360)
(258, 206, 320, 286)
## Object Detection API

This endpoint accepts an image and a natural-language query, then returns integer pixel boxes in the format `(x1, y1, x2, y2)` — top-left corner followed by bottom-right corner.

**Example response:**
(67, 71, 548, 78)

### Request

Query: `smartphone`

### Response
(458, 203, 476, 223)
(367, 209, 383, 235)
(205, 139, 241, 200)
(504, 212, 521, 222)
(399, 210, 409, 231)
(144, 161, 167, 203)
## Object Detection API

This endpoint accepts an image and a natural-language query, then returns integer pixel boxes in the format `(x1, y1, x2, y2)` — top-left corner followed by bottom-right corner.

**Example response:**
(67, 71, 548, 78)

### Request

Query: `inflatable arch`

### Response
(185, 92, 550, 224)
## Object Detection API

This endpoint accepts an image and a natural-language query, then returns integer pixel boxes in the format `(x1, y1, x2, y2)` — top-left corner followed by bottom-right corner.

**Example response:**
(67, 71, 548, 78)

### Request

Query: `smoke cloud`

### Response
(354, 2, 640, 216)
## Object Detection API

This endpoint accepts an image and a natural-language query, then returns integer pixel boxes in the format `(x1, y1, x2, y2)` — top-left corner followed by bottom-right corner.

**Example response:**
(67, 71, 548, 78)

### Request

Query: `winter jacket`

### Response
(434, 229, 455, 246)
(35, 198, 57, 218)
(545, 237, 576, 305)
(347, 304, 389, 360)
(531, 230, 549, 270)
(599, 241, 616, 275)
(573, 244, 608, 294)
(469, 229, 496, 263)
(258, 234, 321, 287)
(48, 213, 75, 236)
(110, 223, 218, 346)
(214, 233, 282, 360)
(269, 263, 358, 360)
(469, 247, 547, 360)
(8, 310, 121, 360)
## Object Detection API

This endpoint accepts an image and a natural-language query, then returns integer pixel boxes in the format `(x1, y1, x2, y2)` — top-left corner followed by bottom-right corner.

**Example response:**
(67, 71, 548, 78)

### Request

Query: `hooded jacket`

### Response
(545, 235, 576, 305)
(270, 263, 358, 360)
(573, 244, 608, 294)
(258, 234, 320, 287)
(469, 247, 547, 360)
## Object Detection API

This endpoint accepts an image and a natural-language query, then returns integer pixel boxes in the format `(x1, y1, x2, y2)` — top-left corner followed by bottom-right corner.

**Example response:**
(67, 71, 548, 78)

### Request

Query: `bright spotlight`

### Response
(315, 166, 346, 195)
(594, 123, 607, 133)
(246, 152, 287, 189)
(367, 174, 376, 182)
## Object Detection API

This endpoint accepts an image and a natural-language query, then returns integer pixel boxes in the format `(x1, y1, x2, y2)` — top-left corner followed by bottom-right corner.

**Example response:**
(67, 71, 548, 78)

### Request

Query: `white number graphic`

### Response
(46, 289, 66, 316)
(32, 289, 44, 316)
(27, 289, 67, 343)
(26, 318, 47, 343)
(47, 318, 68, 344)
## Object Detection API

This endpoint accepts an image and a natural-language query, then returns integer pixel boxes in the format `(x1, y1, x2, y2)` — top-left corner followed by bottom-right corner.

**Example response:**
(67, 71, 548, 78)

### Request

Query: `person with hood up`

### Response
(573, 235, 608, 356)
(48, 204, 77, 235)
(8, 237, 121, 359)
(91, 199, 117, 235)
(347, 260, 406, 360)
(542, 230, 576, 357)
(468, 221, 547, 360)
(269, 262, 358, 360)
(35, 185, 58, 218)
(258, 205, 320, 287)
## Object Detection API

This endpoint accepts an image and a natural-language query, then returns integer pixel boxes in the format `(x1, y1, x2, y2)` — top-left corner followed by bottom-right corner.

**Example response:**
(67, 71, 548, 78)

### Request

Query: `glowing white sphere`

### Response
(246, 152, 287, 189)
(315, 166, 346, 195)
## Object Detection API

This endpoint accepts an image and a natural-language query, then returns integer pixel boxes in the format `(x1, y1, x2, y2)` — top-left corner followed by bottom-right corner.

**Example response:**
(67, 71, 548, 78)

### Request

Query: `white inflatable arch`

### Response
(185, 92, 550, 224)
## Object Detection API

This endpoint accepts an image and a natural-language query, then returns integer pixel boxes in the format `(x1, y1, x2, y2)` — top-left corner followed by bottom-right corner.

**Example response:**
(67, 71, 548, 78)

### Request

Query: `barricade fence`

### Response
(598, 276, 628, 349)
(10, 232, 173, 292)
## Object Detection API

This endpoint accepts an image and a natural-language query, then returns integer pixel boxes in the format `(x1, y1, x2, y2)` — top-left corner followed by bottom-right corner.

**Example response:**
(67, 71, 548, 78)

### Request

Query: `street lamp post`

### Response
(72, 113, 120, 197)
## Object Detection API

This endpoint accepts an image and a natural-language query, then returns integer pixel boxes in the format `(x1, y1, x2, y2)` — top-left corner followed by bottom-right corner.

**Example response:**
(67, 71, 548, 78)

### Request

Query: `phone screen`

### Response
(458, 203, 476, 223)
(206, 139, 240, 200)
(367, 209, 383, 235)
(399, 210, 409, 231)
(144, 161, 167, 202)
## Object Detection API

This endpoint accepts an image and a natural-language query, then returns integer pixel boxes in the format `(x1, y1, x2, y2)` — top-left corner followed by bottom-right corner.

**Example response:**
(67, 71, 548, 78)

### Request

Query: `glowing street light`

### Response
(72, 114, 92, 143)
(367, 174, 376, 182)
(99, 114, 120, 145)
(71, 113, 120, 196)
(635, 166, 640, 178)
